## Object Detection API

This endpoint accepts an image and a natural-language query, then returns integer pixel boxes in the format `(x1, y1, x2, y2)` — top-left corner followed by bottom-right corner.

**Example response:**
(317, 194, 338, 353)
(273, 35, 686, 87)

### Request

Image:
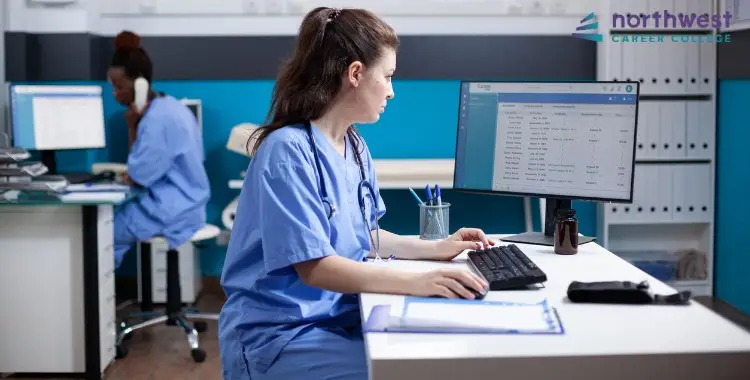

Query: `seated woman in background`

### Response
(107, 30, 211, 269)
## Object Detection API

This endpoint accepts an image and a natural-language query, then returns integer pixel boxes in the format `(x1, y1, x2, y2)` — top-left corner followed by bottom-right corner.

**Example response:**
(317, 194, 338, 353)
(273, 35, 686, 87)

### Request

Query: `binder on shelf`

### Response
(685, 42, 701, 94)
(364, 297, 565, 335)
(699, 40, 715, 94)
(657, 164, 674, 221)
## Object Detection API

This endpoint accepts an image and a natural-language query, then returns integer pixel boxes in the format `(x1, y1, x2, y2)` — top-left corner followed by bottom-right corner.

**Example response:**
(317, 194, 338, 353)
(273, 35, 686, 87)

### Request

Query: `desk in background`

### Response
(0, 194, 132, 380)
(361, 235, 750, 380)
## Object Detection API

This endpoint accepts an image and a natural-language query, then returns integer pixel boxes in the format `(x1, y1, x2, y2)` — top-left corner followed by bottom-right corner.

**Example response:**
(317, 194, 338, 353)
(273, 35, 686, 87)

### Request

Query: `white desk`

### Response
(360, 235, 750, 380)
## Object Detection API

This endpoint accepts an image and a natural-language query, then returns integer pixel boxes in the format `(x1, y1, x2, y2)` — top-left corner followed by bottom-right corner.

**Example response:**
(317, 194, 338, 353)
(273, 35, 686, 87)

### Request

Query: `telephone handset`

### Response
(134, 77, 149, 113)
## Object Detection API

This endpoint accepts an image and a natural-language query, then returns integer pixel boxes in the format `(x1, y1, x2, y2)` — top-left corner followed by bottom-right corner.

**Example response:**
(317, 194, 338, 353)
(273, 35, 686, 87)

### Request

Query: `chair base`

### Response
(115, 309, 219, 363)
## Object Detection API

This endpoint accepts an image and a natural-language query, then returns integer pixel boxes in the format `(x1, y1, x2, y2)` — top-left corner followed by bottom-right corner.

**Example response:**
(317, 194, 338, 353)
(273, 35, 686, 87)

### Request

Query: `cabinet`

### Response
(0, 204, 117, 377)
(596, 0, 717, 297)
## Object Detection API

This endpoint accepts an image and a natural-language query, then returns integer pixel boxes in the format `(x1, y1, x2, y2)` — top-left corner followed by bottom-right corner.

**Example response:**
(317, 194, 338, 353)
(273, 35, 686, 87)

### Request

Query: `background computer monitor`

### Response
(453, 81, 639, 246)
(180, 98, 202, 135)
(9, 84, 106, 173)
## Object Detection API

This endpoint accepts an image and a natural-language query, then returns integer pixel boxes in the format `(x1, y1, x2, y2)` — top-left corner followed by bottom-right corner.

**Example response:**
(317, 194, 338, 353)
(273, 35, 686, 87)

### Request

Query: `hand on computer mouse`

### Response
(410, 268, 488, 299)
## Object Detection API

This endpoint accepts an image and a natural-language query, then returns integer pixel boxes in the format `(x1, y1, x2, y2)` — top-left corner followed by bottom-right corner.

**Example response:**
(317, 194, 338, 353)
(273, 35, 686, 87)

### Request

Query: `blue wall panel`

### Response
(715, 79, 750, 314)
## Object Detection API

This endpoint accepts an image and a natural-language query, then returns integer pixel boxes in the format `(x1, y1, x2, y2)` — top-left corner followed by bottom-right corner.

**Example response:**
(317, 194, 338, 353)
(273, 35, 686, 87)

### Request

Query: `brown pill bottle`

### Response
(554, 209, 578, 255)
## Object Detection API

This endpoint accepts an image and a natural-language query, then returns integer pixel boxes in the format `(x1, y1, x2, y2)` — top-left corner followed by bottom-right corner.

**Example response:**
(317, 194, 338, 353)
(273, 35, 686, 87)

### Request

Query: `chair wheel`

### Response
(194, 321, 208, 333)
(191, 348, 206, 363)
(115, 344, 128, 359)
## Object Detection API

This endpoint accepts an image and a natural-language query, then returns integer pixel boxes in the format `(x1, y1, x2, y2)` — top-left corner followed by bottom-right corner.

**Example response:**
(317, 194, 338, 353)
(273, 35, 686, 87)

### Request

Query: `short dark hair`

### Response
(249, 7, 399, 160)
(110, 30, 153, 83)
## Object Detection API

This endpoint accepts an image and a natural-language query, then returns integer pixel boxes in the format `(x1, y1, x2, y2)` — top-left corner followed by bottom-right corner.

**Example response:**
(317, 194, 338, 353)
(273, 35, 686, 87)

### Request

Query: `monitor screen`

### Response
(453, 81, 638, 203)
(10, 84, 106, 151)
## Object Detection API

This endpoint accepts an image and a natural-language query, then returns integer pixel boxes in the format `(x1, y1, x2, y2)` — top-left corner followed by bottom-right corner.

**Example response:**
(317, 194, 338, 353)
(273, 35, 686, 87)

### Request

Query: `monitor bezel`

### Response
(452, 79, 640, 204)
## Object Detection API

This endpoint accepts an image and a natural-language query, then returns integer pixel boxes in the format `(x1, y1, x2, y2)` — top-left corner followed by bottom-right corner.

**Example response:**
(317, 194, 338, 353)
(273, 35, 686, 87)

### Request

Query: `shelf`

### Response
(372, 159, 454, 190)
(228, 159, 456, 190)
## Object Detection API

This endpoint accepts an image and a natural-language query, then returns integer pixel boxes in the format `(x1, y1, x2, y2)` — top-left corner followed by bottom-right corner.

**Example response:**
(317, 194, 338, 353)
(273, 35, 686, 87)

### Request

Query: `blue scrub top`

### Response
(219, 123, 386, 374)
(119, 95, 211, 249)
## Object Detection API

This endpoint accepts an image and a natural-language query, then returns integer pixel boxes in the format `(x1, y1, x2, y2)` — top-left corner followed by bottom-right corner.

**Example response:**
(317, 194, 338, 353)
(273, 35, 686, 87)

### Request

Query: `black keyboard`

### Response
(467, 244, 548, 290)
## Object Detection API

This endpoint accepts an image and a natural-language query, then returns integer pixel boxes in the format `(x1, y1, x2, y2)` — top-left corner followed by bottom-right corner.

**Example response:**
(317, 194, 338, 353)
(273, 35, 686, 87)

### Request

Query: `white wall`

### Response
(8, 0, 600, 35)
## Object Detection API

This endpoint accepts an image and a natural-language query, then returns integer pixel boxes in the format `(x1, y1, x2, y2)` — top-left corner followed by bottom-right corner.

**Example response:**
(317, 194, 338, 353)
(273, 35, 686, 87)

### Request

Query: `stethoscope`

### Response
(305, 121, 392, 262)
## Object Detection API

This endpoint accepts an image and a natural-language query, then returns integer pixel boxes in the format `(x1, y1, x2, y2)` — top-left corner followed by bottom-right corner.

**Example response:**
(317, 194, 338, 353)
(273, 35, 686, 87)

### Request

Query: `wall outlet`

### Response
(216, 230, 232, 246)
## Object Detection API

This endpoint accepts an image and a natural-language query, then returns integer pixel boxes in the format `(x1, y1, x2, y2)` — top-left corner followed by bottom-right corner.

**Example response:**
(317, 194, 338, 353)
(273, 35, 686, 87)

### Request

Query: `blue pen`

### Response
(408, 187, 425, 205)
(425, 185, 433, 205)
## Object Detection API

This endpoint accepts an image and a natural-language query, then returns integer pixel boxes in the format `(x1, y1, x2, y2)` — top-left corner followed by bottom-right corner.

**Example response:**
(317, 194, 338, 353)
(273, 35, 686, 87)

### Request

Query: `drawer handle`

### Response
(104, 270, 114, 279)
(106, 295, 115, 303)
(155, 268, 167, 273)
(156, 287, 166, 292)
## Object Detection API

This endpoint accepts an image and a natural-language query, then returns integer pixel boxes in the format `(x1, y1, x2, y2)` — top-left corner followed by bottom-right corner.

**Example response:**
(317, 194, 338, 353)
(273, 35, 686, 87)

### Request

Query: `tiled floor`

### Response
(5, 295, 750, 380)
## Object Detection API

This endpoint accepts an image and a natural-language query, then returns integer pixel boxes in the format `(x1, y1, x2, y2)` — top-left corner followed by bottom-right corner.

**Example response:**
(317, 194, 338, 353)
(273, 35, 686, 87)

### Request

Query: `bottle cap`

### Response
(556, 208, 576, 218)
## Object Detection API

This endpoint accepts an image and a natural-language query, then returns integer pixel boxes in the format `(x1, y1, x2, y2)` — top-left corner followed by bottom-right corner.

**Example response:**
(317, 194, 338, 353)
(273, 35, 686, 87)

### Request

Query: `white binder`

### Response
(633, 163, 649, 222)
(635, 101, 649, 158)
(610, 42, 623, 82)
(657, 164, 674, 222)
(671, 40, 689, 94)
(658, 101, 672, 158)
(698, 101, 715, 159)
(671, 164, 688, 222)
(682, 163, 713, 223)
(645, 102, 660, 159)
(699, 42, 716, 95)
(685, 100, 714, 160)
(685, 43, 701, 94)
(667, 101, 687, 159)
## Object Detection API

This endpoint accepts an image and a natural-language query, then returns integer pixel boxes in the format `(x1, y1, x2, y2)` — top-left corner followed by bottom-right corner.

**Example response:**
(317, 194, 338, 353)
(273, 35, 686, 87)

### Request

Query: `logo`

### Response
(477, 84, 491, 91)
(572, 12, 603, 42)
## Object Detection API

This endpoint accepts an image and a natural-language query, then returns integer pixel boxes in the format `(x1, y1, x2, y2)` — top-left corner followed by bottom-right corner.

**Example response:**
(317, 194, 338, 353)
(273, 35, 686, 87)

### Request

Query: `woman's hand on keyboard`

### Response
(431, 228, 496, 261)
(409, 268, 488, 299)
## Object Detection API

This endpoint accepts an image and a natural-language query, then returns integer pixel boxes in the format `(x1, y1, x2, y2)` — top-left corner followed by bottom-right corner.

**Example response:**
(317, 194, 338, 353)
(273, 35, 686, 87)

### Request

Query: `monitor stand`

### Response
(500, 198, 596, 247)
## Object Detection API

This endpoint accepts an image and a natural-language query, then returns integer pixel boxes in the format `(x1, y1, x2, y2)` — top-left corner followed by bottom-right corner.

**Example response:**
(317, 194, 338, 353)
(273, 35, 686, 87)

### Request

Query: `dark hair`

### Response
(110, 30, 153, 82)
(249, 7, 399, 166)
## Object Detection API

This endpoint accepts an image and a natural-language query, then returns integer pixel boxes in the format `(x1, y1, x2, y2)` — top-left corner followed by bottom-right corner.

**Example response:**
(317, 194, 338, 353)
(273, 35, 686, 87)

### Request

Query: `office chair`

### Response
(114, 225, 221, 363)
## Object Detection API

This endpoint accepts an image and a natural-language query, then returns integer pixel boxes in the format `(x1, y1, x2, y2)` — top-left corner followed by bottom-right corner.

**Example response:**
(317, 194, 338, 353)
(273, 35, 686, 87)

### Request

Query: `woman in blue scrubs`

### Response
(107, 31, 211, 268)
(219, 7, 494, 380)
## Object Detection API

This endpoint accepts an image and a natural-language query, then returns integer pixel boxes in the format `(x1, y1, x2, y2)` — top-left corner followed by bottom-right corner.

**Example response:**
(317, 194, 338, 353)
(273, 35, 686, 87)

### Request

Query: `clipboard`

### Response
(364, 297, 565, 335)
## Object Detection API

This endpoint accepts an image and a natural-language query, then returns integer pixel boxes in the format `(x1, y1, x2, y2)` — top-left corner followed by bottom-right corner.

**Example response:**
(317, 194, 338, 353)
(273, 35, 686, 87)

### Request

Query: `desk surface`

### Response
(360, 236, 750, 363)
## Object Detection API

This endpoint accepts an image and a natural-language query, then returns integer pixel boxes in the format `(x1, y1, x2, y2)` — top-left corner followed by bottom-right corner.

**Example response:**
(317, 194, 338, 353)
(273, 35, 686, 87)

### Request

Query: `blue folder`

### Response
(364, 296, 565, 335)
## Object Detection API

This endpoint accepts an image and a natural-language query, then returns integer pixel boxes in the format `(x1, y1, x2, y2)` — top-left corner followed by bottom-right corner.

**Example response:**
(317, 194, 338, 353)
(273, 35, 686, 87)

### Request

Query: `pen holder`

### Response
(419, 203, 450, 240)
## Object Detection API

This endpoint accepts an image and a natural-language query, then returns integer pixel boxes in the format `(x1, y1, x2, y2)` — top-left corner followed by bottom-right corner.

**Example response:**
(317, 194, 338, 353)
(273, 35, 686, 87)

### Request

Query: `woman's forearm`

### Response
(294, 255, 414, 295)
(373, 229, 437, 260)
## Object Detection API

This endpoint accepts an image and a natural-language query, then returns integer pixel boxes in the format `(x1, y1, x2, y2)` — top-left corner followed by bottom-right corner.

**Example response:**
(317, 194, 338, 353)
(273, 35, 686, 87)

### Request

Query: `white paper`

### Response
(66, 183, 130, 192)
(58, 192, 127, 202)
(398, 301, 553, 332)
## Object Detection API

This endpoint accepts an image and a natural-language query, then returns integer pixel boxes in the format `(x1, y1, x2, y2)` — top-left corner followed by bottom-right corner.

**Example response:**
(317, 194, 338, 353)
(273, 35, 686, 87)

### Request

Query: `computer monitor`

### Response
(180, 98, 202, 135)
(453, 81, 639, 246)
(9, 84, 106, 173)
